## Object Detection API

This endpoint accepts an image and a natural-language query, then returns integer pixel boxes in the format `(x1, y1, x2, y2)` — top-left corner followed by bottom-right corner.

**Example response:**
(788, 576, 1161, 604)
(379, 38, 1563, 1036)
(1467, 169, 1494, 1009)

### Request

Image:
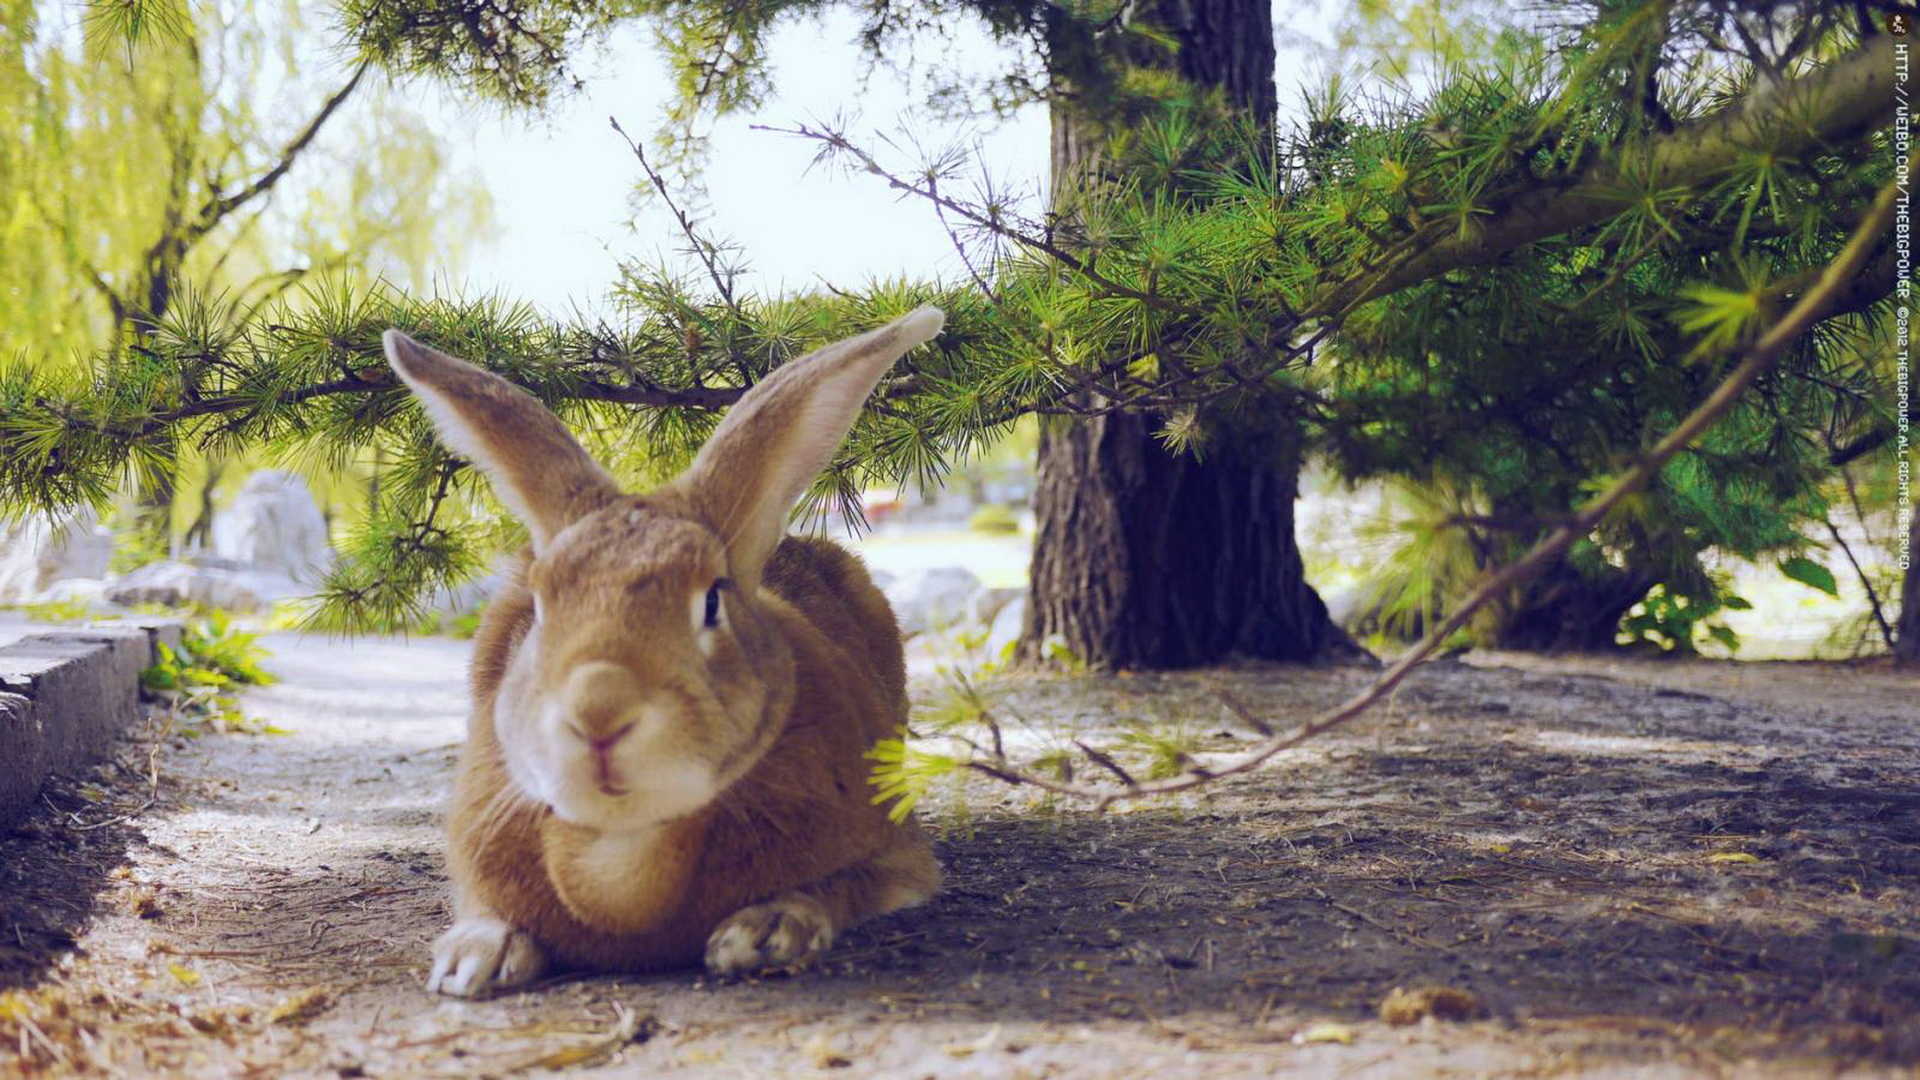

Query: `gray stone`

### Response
(966, 587, 1023, 629)
(33, 578, 115, 610)
(0, 620, 178, 825)
(882, 566, 983, 635)
(0, 506, 114, 604)
(425, 569, 504, 616)
(985, 592, 1028, 659)
(210, 470, 333, 584)
(104, 560, 305, 614)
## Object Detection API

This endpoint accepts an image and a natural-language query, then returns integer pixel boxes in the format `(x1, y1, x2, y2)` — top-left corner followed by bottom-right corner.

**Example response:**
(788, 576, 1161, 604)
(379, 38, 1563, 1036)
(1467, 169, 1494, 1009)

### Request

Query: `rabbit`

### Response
(380, 306, 946, 998)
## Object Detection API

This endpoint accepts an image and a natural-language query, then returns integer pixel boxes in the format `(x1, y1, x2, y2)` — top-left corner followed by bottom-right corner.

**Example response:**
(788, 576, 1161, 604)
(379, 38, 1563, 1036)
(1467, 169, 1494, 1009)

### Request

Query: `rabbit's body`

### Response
(449, 534, 932, 973)
(382, 308, 946, 997)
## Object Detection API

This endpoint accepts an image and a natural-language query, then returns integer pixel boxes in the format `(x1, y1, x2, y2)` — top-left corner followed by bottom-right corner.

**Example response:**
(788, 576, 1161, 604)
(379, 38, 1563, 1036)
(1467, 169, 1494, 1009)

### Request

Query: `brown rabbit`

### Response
(381, 307, 945, 998)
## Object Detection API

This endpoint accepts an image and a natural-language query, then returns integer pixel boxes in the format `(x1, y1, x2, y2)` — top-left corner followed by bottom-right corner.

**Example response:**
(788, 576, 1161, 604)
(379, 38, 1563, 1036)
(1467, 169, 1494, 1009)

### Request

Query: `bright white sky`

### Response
(410, 4, 1344, 317)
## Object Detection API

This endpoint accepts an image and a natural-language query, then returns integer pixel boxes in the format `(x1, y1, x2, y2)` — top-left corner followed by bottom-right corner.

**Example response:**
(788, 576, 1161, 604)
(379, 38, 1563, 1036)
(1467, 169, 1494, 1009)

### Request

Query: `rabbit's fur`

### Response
(383, 308, 944, 997)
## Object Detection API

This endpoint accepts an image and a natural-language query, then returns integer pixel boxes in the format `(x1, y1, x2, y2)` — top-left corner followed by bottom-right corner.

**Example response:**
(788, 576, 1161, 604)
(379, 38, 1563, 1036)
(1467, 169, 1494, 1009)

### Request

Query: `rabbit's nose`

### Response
(584, 723, 634, 754)
(572, 722, 635, 795)
(561, 661, 644, 737)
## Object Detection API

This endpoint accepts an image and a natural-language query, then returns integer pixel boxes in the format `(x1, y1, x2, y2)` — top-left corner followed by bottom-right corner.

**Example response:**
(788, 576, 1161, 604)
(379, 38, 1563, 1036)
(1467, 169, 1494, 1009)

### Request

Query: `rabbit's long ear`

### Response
(383, 330, 619, 549)
(672, 306, 944, 589)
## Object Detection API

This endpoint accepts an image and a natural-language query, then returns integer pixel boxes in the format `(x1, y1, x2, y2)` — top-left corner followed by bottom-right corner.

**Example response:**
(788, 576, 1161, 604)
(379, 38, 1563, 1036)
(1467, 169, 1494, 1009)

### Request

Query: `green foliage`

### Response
(1779, 555, 1839, 597)
(6, 0, 1894, 649)
(141, 613, 282, 734)
(411, 607, 488, 639)
(5, 599, 112, 624)
(82, 0, 192, 54)
(155, 612, 277, 688)
(967, 503, 1020, 534)
(341, 0, 628, 109)
(865, 733, 960, 825)
(6, 0, 491, 562)
(1616, 581, 1747, 655)
(1115, 712, 1202, 780)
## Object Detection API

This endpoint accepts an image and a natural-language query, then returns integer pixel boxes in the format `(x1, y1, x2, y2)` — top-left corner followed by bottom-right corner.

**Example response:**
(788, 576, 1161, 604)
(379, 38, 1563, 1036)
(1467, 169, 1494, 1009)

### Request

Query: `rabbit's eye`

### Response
(702, 579, 729, 629)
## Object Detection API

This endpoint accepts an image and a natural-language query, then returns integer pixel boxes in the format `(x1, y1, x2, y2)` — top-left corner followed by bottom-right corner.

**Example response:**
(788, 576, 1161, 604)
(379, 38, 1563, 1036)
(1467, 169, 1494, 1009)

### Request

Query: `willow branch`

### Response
(188, 61, 370, 243)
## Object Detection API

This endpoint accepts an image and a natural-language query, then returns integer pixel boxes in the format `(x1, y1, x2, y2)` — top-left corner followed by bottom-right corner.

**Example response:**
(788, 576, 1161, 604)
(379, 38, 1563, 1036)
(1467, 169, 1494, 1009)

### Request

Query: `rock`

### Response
(882, 566, 983, 635)
(210, 470, 332, 584)
(33, 579, 116, 611)
(984, 592, 1027, 658)
(104, 560, 305, 614)
(0, 623, 178, 826)
(967, 587, 1022, 628)
(0, 506, 114, 603)
(1322, 583, 1366, 629)
(425, 569, 503, 616)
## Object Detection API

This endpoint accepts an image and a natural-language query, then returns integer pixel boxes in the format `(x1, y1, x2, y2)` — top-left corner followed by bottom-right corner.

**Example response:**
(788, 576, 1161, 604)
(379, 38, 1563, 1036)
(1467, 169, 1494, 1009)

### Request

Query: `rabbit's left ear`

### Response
(671, 306, 944, 590)
(383, 331, 619, 550)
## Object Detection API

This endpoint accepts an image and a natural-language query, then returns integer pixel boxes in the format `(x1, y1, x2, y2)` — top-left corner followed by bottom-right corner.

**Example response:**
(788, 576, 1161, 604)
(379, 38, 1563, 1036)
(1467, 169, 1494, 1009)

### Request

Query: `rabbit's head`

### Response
(383, 307, 943, 832)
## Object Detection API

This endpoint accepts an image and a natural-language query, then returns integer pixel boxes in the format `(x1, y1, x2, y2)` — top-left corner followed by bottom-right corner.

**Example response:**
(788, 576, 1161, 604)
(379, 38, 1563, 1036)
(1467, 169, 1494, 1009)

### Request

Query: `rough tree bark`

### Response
(1493, 563, 1661, 653)
(1021, 0, 1360, 669)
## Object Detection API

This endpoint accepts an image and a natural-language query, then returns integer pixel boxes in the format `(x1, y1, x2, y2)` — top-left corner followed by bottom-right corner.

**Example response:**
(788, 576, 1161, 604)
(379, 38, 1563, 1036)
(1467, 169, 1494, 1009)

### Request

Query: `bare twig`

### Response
(611, 116, 746, 321)
(755, 121, 1197, 315)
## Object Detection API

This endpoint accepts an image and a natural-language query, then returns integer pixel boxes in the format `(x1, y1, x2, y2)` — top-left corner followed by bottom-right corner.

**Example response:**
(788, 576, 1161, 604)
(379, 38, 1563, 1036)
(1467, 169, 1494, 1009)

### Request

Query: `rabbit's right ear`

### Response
(671, 306, 944, 590)
(383, 331, 620, 550)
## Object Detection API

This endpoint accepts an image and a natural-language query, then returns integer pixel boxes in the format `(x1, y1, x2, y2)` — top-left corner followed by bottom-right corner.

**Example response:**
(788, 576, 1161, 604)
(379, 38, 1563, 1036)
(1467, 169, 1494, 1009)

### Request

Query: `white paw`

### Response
(704, 895, 834, 976)
(428, 916, 547, 998)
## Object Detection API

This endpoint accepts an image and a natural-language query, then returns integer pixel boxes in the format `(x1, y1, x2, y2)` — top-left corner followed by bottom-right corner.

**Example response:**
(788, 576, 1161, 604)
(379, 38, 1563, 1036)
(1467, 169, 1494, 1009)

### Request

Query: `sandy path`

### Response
(2, 632, 1917, 1078)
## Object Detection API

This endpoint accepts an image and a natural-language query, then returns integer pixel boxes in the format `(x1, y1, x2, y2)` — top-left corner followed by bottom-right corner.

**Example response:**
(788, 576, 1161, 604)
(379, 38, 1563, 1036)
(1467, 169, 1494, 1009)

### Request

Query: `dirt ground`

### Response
(1, 631, 1916, 1079)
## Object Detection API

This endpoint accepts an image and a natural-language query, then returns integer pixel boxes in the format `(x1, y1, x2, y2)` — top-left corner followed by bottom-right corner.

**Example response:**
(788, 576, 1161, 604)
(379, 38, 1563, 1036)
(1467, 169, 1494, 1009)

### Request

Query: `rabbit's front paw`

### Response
(704, 894, 834, 976)
(428, 916, 547, 998)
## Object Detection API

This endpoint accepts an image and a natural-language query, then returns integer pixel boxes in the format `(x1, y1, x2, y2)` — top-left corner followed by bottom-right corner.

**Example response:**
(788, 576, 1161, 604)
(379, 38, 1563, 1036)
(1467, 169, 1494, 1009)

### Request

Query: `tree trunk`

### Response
(1897, 511, 1920, 664)
(1024, 410, 1356, 667)
(1494, 560, 1659, 653)
(1021, 0, 1360, 669)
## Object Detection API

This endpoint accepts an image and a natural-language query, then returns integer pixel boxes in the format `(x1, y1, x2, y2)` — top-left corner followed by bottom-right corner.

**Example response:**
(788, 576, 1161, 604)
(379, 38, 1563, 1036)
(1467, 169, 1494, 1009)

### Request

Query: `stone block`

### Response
(0, 620, 178, 826)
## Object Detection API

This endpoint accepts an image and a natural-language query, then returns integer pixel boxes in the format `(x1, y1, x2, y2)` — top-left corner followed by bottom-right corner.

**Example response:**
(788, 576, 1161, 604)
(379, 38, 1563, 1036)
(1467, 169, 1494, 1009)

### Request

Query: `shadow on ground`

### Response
(0, 738, 162, 992)
(2, 650, 1916, 1077)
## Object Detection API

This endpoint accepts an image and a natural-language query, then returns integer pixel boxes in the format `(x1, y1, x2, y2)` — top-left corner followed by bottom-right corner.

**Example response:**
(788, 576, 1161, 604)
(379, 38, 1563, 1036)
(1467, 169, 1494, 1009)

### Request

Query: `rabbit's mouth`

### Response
(595, 781, 630, 797)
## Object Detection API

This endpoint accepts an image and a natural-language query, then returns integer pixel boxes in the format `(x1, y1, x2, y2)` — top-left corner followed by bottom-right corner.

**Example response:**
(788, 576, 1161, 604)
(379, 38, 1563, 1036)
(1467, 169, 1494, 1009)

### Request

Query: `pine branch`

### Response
(938, 184, 1897, 810)
(1315, 35, 1895, 316)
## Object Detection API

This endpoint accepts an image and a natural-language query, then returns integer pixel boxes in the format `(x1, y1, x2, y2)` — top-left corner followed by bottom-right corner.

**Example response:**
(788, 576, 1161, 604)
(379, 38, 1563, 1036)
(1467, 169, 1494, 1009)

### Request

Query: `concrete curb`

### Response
(0, 620, 182, 826)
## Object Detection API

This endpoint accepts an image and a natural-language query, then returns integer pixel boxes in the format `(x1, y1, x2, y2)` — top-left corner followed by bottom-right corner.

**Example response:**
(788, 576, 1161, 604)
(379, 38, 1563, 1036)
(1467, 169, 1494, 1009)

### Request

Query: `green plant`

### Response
(6, 599, 114, 624)
(865, 733, 960, 825)
(1616, 582, 1748, 655)
(410, 604, 488, 639)
(141, 613, 284, 734)
(967, 504, 1020, 535)
(1116, 711, 1204, 781)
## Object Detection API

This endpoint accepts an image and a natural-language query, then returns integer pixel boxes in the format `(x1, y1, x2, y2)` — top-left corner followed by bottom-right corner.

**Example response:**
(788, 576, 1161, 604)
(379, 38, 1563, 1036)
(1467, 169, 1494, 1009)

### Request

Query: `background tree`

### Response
(1019, 0, 1370, 669)
(0, 0, 487, 552)
(1318, 13, 1896, 652)
(5, 0, 1902, 667)
(339, 0, 1900, 666)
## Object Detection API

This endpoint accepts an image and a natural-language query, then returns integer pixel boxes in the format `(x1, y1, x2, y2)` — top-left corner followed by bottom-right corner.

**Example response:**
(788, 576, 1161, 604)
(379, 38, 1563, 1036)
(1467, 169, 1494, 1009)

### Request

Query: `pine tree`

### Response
(8, 0, 1902, 664)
